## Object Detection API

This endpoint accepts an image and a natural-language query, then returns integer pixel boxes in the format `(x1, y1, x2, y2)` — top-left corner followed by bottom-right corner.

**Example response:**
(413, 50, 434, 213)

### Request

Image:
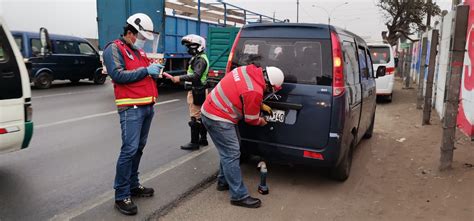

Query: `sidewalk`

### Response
(158, 80, 474, 221)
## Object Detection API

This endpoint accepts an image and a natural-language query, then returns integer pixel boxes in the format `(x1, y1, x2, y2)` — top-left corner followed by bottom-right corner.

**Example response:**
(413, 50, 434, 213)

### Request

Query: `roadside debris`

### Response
(396, 138, 406, 143)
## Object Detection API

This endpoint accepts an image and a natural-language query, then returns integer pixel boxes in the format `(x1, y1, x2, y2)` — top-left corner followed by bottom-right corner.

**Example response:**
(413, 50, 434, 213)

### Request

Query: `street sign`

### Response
(400, 43, 410, 49)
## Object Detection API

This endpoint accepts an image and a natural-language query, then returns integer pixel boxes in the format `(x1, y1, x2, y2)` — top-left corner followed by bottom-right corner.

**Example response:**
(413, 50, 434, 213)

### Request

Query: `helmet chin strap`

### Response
(262, 67, 279, 101)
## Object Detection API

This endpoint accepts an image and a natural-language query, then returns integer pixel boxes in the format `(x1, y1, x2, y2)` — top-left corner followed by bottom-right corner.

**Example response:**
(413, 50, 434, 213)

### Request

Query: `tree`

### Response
(378, 0, 441, 46)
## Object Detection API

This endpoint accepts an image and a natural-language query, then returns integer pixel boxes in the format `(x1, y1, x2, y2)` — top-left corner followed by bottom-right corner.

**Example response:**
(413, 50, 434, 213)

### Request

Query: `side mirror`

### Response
(39, 27, 51, 56)
(394, 57, 399, 68)
(376, 66, 386, 78)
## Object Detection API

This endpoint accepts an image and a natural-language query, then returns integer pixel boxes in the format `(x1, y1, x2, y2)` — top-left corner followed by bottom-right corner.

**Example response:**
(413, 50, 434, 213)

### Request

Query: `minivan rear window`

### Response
(369, 46, 391, 64)
(231, 38, 332, 86)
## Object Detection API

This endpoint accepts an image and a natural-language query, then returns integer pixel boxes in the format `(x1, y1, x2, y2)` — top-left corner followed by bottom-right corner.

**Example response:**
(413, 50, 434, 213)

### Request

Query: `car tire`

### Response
(34, 72, 53, 89)
(93, 74, 107, 85)
(387, 93, 393, 102)
(330, 139, 354, 182)
(363, 113, 375, 139)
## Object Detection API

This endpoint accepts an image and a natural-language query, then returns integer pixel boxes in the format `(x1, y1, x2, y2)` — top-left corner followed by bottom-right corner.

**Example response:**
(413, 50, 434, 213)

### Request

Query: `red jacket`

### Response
(202, 64, 265, 125)
(112, 39, 158, 107)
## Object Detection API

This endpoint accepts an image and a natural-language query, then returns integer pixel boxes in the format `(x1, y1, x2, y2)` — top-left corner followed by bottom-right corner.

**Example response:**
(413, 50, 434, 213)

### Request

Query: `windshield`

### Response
(369, 46, 391, 64)
(231, 38, 332, 86)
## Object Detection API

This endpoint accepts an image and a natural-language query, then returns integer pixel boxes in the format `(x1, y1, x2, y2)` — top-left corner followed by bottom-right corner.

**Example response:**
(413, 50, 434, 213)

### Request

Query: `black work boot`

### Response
(199, 123, 208, 146)
(131, 185, 154, 197)
(181, 123, 200, 150)
(230, 196, 262, 208)
(115, 197, 137, 215)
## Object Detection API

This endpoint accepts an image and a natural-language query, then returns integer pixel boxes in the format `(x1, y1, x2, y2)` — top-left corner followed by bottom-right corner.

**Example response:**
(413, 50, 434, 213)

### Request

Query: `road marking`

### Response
(36, 99, 180, 129)
(34, 92, 87, 99)
(50, 146, 212, 221)
(33, 88, 111, 99)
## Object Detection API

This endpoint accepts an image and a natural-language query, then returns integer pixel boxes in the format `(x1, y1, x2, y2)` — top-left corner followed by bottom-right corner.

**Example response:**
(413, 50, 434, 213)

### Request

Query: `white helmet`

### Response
(181, 34, 206, 53)
(265, 66, 285, 89)
(127, 13, 154, 40)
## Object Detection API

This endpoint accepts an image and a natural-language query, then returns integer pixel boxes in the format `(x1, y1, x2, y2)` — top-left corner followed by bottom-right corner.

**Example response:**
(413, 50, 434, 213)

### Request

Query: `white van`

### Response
(368, 43, 396, 102)
(0, 18, 33, 153)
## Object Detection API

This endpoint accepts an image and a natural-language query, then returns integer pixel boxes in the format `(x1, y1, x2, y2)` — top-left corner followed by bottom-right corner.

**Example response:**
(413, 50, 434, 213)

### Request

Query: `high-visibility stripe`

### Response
(244, 114, 260, 120)
(115, 96, 154, 105)
(210, 89, 237, 118)
(239, 66, 254, 90)
(216, 84, 241, 118)
(201, 107, 234, 124)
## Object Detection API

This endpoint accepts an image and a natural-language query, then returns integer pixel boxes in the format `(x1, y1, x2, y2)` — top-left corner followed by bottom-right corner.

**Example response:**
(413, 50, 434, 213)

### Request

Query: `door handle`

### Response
(264, 101, 303, 110)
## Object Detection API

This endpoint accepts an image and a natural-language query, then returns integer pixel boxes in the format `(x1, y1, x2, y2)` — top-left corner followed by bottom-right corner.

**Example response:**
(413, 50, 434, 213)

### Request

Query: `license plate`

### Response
(266, 109, 285, 123)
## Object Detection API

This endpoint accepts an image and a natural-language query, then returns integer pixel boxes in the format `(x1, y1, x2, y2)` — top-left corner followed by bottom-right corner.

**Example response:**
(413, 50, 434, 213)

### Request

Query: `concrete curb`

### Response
(61, 146, 219, 221)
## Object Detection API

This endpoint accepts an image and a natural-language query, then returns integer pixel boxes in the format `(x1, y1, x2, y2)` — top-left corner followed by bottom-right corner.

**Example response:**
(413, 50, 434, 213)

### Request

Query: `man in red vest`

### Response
(102, 13, 162, 215)
(201, 64, 284, 208)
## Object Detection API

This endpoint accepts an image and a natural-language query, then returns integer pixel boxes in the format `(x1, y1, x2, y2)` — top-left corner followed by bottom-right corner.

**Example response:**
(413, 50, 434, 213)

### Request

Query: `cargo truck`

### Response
(96, 0, 282, 77)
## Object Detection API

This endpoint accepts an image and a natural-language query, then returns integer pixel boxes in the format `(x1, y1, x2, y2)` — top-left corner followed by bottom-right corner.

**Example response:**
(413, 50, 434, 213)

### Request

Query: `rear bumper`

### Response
(240, 136, 342, 168)
(21, 121, 34, 149)
(376, 76, 394, 95)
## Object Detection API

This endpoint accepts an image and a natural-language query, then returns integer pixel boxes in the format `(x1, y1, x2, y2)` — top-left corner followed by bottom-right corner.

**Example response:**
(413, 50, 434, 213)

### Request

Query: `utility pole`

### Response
(297, 0, 300, 23)
(452, 0, 461, 10)
(398, 51, 405, 78)
(417, 0, 433, 108)
(416, 37, 428, 109)
(426, 0, 432, 30)
(197, 0, 201, 35)
(439, 5, 469, 171)
(422, 29, 439, 125)
(403, 43, 413, 89)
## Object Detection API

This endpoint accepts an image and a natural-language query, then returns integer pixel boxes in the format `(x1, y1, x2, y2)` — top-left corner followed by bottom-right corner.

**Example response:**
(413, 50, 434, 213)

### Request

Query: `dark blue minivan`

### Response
(12, 31, 105, 89)
(228, 23, 386, 181)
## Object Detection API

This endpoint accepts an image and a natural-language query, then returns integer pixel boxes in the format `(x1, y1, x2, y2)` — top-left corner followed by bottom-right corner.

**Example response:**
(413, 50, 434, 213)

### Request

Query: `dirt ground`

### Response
(159, 80, 474, 221)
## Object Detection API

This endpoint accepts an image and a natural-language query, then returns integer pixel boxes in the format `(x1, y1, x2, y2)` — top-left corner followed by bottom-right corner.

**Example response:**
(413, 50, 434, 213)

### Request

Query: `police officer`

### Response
(102, 13, 161, 215)
(169, 34, 209, 150)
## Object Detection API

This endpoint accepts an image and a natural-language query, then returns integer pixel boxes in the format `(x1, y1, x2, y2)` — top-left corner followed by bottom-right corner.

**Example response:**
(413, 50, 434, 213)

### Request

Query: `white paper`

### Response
(243, 44, 259, 54)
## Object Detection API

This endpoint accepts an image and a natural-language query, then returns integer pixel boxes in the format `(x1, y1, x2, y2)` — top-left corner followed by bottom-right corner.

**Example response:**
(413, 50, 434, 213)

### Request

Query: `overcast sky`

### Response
(0, 0, 454, 41)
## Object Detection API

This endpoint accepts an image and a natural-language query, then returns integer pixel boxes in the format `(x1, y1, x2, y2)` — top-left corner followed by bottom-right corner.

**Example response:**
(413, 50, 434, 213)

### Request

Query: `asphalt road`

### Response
(0, 80, 193, 220)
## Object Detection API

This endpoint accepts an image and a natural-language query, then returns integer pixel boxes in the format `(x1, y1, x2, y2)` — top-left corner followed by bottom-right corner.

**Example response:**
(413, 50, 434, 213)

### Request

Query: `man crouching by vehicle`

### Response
(200, 64, 284, 208)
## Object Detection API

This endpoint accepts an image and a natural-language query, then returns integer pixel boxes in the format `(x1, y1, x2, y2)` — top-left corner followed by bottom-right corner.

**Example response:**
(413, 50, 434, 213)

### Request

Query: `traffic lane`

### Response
(31, 81, 184, 126)
(0, 97, 192, 220)
(31, 80, 110, 99)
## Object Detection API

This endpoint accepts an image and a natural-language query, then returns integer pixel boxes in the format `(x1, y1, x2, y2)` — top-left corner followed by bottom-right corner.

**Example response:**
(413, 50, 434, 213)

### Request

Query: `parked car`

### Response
(0, 18, 34, 153)
(228, 23, 386, 181)
(12, 30, 106, 89)
(368, 43, 396, 101)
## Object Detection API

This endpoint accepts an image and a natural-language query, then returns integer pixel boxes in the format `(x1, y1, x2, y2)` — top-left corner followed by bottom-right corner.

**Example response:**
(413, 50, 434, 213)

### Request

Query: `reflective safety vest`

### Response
(112, 39, 158, 107)
(187, 53, 209, 85)
(201, 64, 265, 125)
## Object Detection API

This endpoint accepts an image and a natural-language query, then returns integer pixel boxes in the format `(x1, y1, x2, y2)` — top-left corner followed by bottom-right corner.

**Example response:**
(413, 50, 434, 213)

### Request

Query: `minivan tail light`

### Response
(386, 67, 395, 75)
(331, 31, 345, 97)
(226, 29, 242, 73)
(303, 150, 324, 160)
